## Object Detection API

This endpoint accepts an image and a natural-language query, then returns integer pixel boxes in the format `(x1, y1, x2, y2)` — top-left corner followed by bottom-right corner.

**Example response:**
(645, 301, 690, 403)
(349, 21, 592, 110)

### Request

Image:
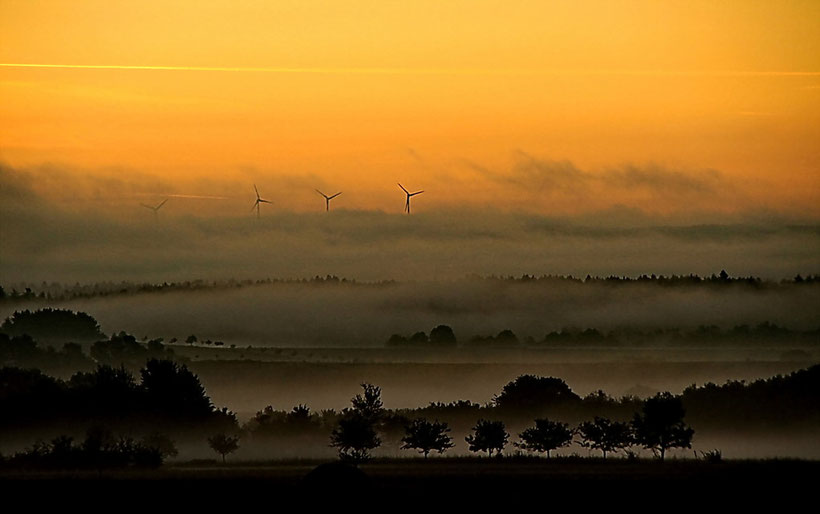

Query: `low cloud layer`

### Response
(1, 163, 818, 284)
(2, 279, 818, 349)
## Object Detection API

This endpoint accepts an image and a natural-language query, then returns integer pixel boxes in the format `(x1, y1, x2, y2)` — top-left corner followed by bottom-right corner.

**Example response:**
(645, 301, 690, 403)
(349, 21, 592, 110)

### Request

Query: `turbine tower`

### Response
(140, 198, 168, 221)
(252, 184, 271, 218)
(315, 189, 342, 211)
(398, 183, 424, 214)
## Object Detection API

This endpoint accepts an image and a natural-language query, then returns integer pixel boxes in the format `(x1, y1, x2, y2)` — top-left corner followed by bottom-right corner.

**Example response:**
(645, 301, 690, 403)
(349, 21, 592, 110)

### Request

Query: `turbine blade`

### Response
(398, 183, 409, 194)
(251, 200, 259, 211)
(315, 189, 328, 199)
(411, 190, 424, 196)
(140, 203, 154, 210)
(259, 199, 272, 203)
(156, 199, 168, 210)
(329, 192, 342, 199)
(254, 184, 260, 199)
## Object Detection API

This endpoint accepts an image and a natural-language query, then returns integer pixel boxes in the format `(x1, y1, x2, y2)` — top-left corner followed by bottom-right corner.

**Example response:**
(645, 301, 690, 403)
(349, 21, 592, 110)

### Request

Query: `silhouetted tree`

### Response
(350, 383, 384, 422)
(330, 412, 381, 463)
(465, 419, 508, 457)
(185, 335, 197, 346)
(385, 334, 408, 346)
(632, 393, 694, 460)
(287, 404, 316, 426)
(330, 383, 384, 462)
(429, 325, 457, 346)
(140, 358, 213, 420)
(495, 329, 519, 345)
(401, 418, 454, 457)
(409, 331, 429, 344)
(207, 433, 240, 463)
(493, 374, 581, 412)
(577, 416, 634, 458)
(515, 418, 573, 458)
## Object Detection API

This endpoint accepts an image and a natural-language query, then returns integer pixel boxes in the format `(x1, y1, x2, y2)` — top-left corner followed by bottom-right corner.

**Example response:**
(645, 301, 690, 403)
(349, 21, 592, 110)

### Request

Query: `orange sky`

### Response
(1, 0, 819, 215)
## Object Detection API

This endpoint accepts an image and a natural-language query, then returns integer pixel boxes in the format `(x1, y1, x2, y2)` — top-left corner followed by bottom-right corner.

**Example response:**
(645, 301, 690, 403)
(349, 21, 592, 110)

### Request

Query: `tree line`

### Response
(3, 363, 816, 468)
(2, 270, 817, 304)
(0, 275, 390, 304)
(386, 323, 819, 348)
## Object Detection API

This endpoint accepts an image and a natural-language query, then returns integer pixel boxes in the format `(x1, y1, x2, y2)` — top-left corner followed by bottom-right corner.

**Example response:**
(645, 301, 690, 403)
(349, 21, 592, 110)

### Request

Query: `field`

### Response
(2, 458, 817, 503)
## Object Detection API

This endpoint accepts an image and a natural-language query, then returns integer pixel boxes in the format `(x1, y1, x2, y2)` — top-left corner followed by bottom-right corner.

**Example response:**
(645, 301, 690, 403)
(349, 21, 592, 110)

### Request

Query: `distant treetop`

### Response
(493, 375, 581, 412)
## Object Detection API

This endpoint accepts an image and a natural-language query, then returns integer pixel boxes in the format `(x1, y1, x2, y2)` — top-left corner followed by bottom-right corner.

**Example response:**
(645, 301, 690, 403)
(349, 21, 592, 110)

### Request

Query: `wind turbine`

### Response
(140, 198, 168, 221)
(398, 183, 424, 214)
(251, 184, 271, 218)
(315, 189, 342, 212)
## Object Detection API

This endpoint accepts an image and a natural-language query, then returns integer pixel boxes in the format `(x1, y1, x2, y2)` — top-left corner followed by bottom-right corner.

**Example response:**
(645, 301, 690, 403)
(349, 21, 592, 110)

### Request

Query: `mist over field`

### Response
(3, 279, 818, 349)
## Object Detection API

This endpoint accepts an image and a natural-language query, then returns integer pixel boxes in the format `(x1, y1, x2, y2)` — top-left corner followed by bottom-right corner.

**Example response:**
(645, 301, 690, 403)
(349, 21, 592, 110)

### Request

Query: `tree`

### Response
(350, 383, 384, 422)
(515, 418, 573, 458)
(385, 334, 408, 346)
(429, 325, 457, 346)
(632, 392, 694, 461)
(465, 419, 508, 457)
(330, 383, 385, 463)
(577, 416, 633, 458)
(185, 335, 197, 346)
(401, 418, 454, 457)
(495, 329, 519, 345)
(493, 374, 581, 412)
(330, 412, 381, 463)
(140, 359, 213, 420)
(409, 331, 429, 344)
(207, 433, 240, 463)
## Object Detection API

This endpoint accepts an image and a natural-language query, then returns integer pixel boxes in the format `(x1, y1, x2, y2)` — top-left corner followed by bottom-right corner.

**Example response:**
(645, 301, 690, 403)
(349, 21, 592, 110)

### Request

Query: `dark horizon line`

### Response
(2, 271, 818, 301)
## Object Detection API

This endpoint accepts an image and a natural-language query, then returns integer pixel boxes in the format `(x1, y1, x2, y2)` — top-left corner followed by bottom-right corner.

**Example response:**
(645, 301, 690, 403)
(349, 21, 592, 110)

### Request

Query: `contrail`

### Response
(1, 63, 819, 77)
(136, 193, 230, 200)
(165, 194, 230, 200)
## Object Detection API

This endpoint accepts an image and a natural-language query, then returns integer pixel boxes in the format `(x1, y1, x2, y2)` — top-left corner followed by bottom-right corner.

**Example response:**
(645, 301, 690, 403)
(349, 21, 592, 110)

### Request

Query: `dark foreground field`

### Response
(3, 458, 817, 504)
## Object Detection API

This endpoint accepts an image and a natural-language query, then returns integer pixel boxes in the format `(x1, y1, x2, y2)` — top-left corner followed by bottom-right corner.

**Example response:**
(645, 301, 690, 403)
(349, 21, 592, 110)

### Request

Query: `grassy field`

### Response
(2, 458, 817, 501)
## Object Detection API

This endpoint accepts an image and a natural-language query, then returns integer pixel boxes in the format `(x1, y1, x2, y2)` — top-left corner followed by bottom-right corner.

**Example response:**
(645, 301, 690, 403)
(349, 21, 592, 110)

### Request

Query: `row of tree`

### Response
(326, 385, 693, 463)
